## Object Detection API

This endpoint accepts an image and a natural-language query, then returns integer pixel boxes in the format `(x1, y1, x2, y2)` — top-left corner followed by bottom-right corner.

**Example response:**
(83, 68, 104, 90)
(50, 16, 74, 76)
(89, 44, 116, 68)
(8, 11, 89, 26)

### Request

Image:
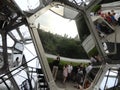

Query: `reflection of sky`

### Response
(100, 71, 118, 90)
(15, 0, 78, 38)
(35, 10, 78, 38)
(15, 0, 40, 11)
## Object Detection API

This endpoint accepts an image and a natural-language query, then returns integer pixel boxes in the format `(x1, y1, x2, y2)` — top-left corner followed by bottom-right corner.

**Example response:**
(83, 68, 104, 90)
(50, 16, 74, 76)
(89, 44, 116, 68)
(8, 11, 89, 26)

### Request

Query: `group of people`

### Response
(100, 10, 120, 26)
(52, 55, 74, 83)
(90, 55, 102, 65)
(51, 54, 97, 90)
(62, 62, 93, 90)
(63, 63, 73, 83)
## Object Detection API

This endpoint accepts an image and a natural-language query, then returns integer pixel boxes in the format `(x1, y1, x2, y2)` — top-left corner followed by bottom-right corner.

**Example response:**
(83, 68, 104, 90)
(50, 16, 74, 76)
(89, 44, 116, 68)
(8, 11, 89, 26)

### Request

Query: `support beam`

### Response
(83, 11, 108, 61)
(27, 19, 64, 90)
(7, 72, 20, 90)
(86, 0, 102, 12)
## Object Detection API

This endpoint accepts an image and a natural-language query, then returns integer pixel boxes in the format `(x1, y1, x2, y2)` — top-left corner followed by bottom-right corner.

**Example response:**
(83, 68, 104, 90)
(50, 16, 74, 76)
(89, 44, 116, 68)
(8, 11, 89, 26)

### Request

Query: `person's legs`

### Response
(52, 66, 58, 81)
(52, 66, 55, 79)
(63, 76, 67, 83)
(79, 85, 83, 90)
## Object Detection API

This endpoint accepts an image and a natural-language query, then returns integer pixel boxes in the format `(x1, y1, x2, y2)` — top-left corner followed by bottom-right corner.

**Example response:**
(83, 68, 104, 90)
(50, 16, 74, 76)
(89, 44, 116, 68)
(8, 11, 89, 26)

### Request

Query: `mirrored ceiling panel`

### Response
(50, 5, 79, 19)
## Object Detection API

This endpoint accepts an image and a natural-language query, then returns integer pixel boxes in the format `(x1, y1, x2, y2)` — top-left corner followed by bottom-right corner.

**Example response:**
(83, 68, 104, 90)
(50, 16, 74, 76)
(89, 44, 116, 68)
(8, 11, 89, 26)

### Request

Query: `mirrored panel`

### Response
(90, 0, 120, 61)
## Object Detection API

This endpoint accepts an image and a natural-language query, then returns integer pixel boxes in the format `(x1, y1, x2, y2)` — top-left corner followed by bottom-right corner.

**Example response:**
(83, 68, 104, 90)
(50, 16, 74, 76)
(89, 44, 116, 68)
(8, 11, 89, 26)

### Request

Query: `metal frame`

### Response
(0, 0, 119, 90)
(26, 0, 109, 90)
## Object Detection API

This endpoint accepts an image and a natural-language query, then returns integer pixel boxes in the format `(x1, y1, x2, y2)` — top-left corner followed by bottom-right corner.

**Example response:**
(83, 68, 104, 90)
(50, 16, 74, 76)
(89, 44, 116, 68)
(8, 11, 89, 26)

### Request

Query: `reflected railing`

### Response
(0, 56, 49, 90)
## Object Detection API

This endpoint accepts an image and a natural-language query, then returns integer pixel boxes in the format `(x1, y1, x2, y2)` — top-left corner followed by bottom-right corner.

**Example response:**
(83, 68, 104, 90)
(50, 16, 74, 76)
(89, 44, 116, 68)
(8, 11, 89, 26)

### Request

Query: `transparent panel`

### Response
(11, 29, 21, 40)
(50, 5, 64, 16)
(19, 25, 31, 40)
(7, 35, 15, 47)
(23, 43, 40, 68)
(68, 0, 90, 6)
(0, 34, 3, 69)
(0, 35, 2, 46)
(50, 5, 79, 19)
(0, 77, 14, 90)
(15, 0, 40, 11)
(14, 43, 24, 52)
(10, 68, 28, 90)
(100, 70, 118, 90)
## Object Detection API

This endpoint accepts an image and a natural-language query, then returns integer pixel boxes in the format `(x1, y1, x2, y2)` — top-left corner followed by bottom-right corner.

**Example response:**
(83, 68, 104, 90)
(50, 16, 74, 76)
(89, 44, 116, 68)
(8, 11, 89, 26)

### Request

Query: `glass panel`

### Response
(34, 6, 92, 89)
(76, 14, 100, 60)
(14, 43, 24, 52)
(0, 78, 13, 90)
(0, 35, 2, 46)
(0, 34, 3, 69)
(90, 0, 120, 60)
(11, 68, 28, 86)
(35, 10, 78, 38)
(11, 29, 21, 40)
(7, 35, 15, 47)
(68, 0, 90, 6)
(23, 43, 39, 68)
(19, 25, 31, 39)
(50, 5, 79, 19)
(100, 69, 118, 90)
(50, 5, 64, 16)
(15, 0, 40, 11)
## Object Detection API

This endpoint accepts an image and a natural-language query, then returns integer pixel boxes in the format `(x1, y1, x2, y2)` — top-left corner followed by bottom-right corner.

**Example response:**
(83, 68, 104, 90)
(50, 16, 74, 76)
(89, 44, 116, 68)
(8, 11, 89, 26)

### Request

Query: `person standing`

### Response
(52, 54, 60, 81)
(14, 57, 19, 67)
(90, 55, 96, 64)
(76, 65, 83, 90)
(86, 63, 92, 74)
(63, 64, 68, 83)
(67, 63, 73, 81)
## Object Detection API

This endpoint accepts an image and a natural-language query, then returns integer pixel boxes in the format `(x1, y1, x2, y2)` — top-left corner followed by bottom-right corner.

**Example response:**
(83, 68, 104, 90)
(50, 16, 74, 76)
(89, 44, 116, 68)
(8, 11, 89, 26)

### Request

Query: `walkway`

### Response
(56, 80, 79, 90)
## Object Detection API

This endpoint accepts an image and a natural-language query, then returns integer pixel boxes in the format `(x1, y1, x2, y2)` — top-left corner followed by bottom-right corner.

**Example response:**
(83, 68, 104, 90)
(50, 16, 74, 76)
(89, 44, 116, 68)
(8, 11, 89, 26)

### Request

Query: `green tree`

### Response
(38, 29, 88, 59)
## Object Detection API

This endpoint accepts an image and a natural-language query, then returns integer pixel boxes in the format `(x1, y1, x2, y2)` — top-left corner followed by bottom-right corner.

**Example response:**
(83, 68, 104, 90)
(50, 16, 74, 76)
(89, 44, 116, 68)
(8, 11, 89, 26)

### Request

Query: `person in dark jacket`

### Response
(52, 54, 60, 81)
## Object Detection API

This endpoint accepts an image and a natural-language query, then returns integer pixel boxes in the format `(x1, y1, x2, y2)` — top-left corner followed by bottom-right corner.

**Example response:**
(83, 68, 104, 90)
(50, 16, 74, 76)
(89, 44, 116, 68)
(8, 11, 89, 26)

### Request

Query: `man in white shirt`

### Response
(86, 63, 92, 74)
(114, 13, 120, 21)
(67, 63, 73, 81)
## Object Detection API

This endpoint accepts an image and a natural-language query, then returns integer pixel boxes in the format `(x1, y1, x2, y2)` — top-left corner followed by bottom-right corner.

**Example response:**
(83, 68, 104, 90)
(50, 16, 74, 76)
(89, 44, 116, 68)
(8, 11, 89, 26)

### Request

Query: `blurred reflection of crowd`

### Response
(99, 10, 120, 26)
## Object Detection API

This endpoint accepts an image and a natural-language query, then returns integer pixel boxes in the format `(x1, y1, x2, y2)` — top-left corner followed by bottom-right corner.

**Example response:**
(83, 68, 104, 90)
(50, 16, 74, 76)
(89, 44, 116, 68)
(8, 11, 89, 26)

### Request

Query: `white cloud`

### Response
(35, 10, 78, 38)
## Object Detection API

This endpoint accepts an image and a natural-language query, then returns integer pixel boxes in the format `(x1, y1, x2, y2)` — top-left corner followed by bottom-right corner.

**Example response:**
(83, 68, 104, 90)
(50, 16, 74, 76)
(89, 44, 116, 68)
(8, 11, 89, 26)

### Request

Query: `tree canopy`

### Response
(38, 29, 89, 59)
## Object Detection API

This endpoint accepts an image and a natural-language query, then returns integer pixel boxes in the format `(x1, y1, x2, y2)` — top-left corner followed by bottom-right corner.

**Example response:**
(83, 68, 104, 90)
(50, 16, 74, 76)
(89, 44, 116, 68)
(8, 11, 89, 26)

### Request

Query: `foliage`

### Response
(88, 46, 99, 57)
(38, 29, 89, 59)
(91, 5, 101, 12)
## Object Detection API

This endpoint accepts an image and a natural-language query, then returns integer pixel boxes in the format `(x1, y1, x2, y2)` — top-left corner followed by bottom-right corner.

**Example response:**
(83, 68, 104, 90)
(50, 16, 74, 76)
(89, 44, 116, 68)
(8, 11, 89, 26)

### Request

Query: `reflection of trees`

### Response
(38, 29, 89, 59)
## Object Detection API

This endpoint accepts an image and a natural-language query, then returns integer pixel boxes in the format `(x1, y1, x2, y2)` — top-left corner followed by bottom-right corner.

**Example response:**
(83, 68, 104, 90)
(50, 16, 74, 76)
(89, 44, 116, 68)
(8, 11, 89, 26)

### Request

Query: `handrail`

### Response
(0, 56, 37, 83)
